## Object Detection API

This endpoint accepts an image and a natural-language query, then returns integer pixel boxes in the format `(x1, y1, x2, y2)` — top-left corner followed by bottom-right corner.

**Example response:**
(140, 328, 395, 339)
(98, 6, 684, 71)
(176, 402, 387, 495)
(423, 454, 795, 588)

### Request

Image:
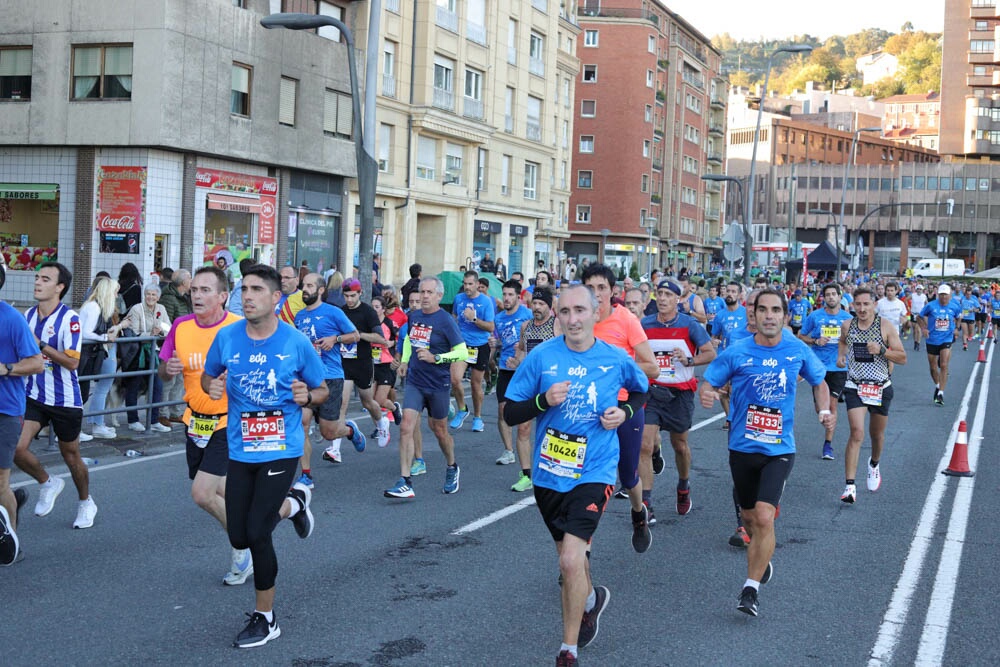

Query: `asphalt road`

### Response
(4, 337, 998, 666)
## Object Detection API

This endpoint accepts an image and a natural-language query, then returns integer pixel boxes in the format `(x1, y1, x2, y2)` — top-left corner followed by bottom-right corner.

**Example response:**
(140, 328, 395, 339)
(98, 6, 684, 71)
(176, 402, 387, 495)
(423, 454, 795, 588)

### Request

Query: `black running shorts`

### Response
(373, 363, 396, 388)
(925, 342, 952, 356)
(534, 483, 613, 543)
(495, 369, 515, 404)
(644, 385, 694, 434)
(343, 358, 374, 390)
(24, 397, 82, 443)
(186, 427, 229, 480)
(314, 378, 344, 422)
(729, 450, 795, 510)
(843, 384, 893, 417)
(824, 371, 847, 399)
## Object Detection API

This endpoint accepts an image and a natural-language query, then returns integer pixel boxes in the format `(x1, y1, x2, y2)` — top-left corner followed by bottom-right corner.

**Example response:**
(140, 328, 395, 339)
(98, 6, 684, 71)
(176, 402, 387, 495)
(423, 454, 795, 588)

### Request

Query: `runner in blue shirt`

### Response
(701, 288, 833, 618)
(798, 283, 852, 460)
(990, 289, 1000, 341)
(202, 264, 327, 649)
(918, 284, 963, 405)
(504, 284, 647, 663)
(958, 284, 978, 349)
(449, 270, 496, 432)
(492, 279, 532, 468)
(703, 284, 727, 334)
(787, 290, 810, 336)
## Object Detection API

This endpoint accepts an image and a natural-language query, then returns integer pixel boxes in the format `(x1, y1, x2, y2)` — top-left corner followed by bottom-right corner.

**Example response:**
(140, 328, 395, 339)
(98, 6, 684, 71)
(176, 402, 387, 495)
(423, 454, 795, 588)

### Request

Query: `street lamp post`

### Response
(261, 11, 380, 301)
(745, 44, 813, 281)
(836, 126, 881, 279)
(600, 228, 610, 264)
(643, 216, 657, 279)
(701, 174, 744, 277)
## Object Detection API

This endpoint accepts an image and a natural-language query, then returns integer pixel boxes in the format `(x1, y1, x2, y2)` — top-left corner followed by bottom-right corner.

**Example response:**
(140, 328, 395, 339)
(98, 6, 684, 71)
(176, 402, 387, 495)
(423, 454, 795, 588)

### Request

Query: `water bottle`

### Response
(125, 449, 142, 458)
(81, 457, 98, 466)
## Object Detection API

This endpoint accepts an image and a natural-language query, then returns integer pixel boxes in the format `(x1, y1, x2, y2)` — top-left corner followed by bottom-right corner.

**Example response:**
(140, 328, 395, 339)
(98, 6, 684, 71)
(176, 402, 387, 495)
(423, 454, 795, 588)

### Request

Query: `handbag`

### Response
(79, 313, 111, 378)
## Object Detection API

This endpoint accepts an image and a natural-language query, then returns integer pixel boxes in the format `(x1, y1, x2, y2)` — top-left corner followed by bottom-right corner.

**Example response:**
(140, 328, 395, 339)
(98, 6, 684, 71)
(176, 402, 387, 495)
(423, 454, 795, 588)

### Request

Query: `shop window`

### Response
(0, 48, 32, 100)
(323, 88, 353, 139)
(0, 184, 61, 270)
(279, 76, 297, 126)
(230, 62, 251, 116)
(72, 45, 132, 100)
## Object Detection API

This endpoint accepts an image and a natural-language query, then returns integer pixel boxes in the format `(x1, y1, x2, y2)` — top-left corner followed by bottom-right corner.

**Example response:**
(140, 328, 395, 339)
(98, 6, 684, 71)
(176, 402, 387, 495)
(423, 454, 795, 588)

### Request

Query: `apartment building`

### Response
(567, 0, 725, 275)
(0, 0, 357, 305)
(882, 92, 941, 151)
(344, 0, 580, 284)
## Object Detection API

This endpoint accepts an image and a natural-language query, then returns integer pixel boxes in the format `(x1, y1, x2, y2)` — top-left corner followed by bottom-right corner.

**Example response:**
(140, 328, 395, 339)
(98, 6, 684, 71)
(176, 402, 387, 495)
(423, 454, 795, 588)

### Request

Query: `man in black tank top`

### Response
(835, 287, 907, 505)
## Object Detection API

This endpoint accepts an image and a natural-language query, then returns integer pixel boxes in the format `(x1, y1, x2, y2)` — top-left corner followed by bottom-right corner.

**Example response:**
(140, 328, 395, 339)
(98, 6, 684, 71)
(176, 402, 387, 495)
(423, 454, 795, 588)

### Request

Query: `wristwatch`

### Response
(3, 363, 13, 376)
(434, 354, 442, 364)
(686, 356, 694, 367)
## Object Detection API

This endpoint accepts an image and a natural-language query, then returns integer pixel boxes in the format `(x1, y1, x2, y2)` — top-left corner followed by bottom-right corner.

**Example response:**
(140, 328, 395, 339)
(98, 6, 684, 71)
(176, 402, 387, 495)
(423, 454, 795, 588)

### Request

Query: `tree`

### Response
(843, 28, 892, 59)
(898, 37, 942, 93)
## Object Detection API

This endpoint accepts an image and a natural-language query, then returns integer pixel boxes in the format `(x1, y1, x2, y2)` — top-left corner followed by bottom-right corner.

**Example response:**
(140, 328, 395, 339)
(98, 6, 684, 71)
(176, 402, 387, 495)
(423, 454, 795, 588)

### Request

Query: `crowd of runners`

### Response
(0, 257, 990, 663)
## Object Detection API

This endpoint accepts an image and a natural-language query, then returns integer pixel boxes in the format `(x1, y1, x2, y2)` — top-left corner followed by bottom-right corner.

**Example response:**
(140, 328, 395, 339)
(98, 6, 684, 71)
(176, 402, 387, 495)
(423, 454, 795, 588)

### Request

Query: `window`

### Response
(378, 123, 392, 172)
(526, 95, 542, 141)
(464, 67, 483, 119)
(524, 161, 538, 200)
(646, 70, 654, 87)
(508, 19, 518, 64)
(562, 119, 569, 148)
(433, 55, 454, 110)
(584, 30, 598, 47)
(416, 136, 437, 180)
(682, 187, 697, 205)
(576, 205, 591, 223)
(501, 154, 511, 195)
(974, 65, 987, 76)
(505, 87, 515, 132)
(467, 0, 486, 44)
(323, 88, 353, 138)
(580, 135, 594, 153)
(477, 148, 487, 191)
(278, 77, 297, 126)
(578, 170, 593, 188)
(642, 140, 650, 157)
(683, 156, 699, 173)
(445, 143, 463, 184)
(971, 40, 995, 53)
(582, 65, 597, 82)
(436, 0, 458, 31)
(641, 174, 649, 192)
(976, 20, 989, 31)
(581, 99, 596, 117)
(562, 77, 570, 108)
(0, 48, 32, 100)
(560, 160, 567, 189)
(318, 2, 342, 41)
(648, 35, 656, 53)
(73, 45, 133, 100)
(382, 40, 396, 97)
(529, 31, 545, 76)
(645, 105, 652, 122)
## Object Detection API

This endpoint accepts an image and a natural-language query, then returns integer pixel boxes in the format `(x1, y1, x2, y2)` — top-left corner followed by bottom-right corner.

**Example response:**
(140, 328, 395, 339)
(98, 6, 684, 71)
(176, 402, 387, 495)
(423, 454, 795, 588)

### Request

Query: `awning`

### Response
(206, 193, 260, 214)
(0, 183, 59, 200)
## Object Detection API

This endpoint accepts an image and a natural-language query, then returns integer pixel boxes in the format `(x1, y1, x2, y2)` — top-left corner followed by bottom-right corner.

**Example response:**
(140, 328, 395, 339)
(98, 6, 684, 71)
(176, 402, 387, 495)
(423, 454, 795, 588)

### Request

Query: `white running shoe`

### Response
(323, 445, 342, 463)
(495, 449, 516, 465)
(73, 496, 98, 529)
(149, 422, 172, 433)
(840, 484, 857, 504)
(128, 422, 146, 433)
(867, 461, 882, 492)
(92, 425, 116, 439)
(35, 476, 66, 517)
(223, 547, 254, 586)
(377, 425, 390, 448)
(78, 432, 94, 442)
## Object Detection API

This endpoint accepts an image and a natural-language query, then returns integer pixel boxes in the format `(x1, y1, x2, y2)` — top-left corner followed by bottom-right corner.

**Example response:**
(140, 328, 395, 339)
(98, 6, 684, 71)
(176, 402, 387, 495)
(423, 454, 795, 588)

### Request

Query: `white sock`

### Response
(329, 438, 342, 451)
(744, 578, 760, 591)
(584, 588, 596, 612)
(559, 643, 578, 657)
(286, 496, 302, 518)
(255, 609, 274, 623)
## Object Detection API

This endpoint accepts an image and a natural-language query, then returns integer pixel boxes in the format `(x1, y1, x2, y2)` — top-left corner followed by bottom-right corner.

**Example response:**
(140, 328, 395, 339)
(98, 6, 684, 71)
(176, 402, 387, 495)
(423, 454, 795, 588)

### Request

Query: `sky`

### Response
(663, 0, 945, 41)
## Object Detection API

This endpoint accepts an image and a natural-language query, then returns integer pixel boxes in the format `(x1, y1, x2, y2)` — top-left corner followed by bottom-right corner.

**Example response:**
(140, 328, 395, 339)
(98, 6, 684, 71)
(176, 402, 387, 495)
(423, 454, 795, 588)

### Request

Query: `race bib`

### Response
(410, 323, 432, 349)
(858, 382, 883, 407)
(745, 404, 782, 444)
(340, 342, 358, 359)
(539, 428, 587, 479)
(821, 325, 841, 339)
(654, 350, 676, 381)
(467, 347, 479, 364)
(187, 413, 221, 449)
(935, 317, 950, 331)
(240, 410, 287, 452)
(372, 345, 382, 360)
(792, 313, 803, 325)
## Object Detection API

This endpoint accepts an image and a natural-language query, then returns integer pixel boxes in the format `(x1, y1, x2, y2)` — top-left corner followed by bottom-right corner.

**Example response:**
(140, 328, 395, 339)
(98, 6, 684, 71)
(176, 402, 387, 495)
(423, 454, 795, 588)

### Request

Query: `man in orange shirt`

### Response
(159, 266, 250, 585)
(582, 264, 659, 553)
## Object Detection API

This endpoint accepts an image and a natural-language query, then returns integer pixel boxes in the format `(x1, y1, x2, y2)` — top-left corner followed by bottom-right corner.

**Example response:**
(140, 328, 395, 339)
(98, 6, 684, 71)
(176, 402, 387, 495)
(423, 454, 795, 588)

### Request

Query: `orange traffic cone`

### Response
(977, 341, 987, 363)
(989, 325, 995, 340)
(942, 420, 975, 477)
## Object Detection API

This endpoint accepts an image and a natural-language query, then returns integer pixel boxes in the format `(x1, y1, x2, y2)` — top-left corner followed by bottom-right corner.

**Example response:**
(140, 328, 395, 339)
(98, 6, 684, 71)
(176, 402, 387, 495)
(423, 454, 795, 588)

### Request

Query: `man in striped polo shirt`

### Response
(13, 262, 90, 531)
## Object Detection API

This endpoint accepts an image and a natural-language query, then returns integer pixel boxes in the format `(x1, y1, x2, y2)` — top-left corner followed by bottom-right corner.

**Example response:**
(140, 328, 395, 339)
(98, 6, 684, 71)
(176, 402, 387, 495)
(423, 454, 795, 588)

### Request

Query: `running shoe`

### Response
(443, 465, 461, 494)
(294, 472, 314, 490)
(867, 461, 882, 492)
(448, 398, 457, 420)
(391, 401, 403, 425)
(322, 447, 342, 464)
(410, 458, 426, 476)
(822, 442, 835, 460)
(631, 506, 651, 553)
(556, 650, 578, 667)
(288, 483, 314, 539)
(511, 472, 533, 492)
(128, 421, 146, 432)
(651, 446, 665, 475)
(377, 425, 390, 448)
(92, 425, 116, 439)
(495, 449, 516, 465)
(233, 611, 280, 649)
(613, 486, 628, 499)
(676, 487, 692, 516)
(729, 526, 750, 548)
(840, 483, 857, 504)
(384, 477, 415, 499)
(471, 416, 485, 432)
(35, 476, 65, 517)
(722, 420, 730, 431)
(73, 496, 98, 529)
(0, 505, 18, 566)
(14, 487, 27, 525)
(914, 340, 919, 351)
(578, 585, 610, 648)
(345, 419, 366, 452)
(934, 391, 944, 406)
(761, 560, 774, 585)
(737, 586, 759, 616)
(643, 500, 657, 526)
(149, 422, 172, 433)
(449, 410, 469, 430)
(78, 432, 94, 442)
(223, 548, 254, 586)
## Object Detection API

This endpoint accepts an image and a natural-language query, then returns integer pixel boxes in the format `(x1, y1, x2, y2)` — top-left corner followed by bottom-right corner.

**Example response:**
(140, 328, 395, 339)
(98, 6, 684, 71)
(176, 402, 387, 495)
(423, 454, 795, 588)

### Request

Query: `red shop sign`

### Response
(96, 166, 146, 233)
(196, 168, 277, 245)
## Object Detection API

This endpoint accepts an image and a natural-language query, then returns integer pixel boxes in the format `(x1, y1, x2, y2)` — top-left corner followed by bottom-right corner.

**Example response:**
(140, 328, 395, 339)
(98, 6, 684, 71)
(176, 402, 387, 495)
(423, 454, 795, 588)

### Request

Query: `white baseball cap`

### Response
(938, 284, 951, 295)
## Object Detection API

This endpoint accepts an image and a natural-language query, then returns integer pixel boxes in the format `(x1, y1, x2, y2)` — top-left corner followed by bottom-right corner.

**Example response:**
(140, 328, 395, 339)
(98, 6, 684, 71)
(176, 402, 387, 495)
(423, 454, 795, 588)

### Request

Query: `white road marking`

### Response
(452, 496, 537, 535)
(868, 355, 984, 666)
(914, 343, 992, 665)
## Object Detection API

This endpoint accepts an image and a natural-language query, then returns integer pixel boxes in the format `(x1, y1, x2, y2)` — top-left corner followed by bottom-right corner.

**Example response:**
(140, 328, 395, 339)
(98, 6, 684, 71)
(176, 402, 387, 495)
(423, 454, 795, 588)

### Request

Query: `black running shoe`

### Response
(578, 585, 610, 648)
(644, 501, 657, 526)
(760, 560, 774, 585)
(737, 586, 759, 617)
(651, 446, 665, 475)
(613, 486, 628, 499)
(631, 505, 652, 553)
(935, 391, 944, 406)
(0, 506, 18, 566)
(233, 611, 281, 648)
(391, 401, 403, 425)
(14, 487, 27, 526)
(287, 483, 314, 539)
(556, 650, 579, 666)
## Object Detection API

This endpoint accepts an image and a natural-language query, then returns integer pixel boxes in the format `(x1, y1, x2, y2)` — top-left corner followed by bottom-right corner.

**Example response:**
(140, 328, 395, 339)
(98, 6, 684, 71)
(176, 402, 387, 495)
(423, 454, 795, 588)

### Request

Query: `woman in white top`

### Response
(79, 277, 125, 439)
(122, 283, 173, 433)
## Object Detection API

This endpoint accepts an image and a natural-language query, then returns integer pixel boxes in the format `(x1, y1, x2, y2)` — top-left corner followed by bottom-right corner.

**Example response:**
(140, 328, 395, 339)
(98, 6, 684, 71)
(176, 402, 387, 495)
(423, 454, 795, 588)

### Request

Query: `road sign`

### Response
(722, 223, 744, 245)
(723, 244, 741, 262)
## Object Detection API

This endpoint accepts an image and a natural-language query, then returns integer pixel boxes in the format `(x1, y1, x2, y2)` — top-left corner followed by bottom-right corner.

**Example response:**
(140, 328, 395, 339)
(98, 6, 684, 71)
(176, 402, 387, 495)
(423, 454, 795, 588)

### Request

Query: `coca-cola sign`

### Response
(96, 166, 145, 234)
(195, 168, 277, 197)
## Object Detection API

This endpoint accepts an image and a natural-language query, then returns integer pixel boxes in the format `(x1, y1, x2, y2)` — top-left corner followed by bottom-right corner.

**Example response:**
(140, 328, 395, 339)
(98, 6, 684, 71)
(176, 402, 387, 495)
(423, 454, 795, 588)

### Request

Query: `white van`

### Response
(911, 258, 966, 277)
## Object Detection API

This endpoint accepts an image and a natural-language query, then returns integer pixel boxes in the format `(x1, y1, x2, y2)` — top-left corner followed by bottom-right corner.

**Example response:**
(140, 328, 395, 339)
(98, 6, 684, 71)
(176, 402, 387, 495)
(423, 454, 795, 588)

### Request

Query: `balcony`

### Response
(433, 87, 454, 111)
(970, 50, 994, 64)
(385, 0, 400, 13)
(526, 121, 542, 142)
(381, 75, 396, 98)
(529, 56, 545, 77)
(710, 95, 724, 109)
(971, 3, 995, 17)
(463, 96, 484, 120)
(682, 72, 705, 90)
(467, 21, 487, 45)
(705, 181, 720, 193)
(655, 90, 666, 103)
(708, 123, 724, 136)
(578, 6, 659, 25)
(652, 157, 663, 171)
(705, 207, 720, 221)
(706, 151, 722, 164)
(435, 5, 458, 32)
(650, 194, 662, 204)
(559, 8, 579, 26)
